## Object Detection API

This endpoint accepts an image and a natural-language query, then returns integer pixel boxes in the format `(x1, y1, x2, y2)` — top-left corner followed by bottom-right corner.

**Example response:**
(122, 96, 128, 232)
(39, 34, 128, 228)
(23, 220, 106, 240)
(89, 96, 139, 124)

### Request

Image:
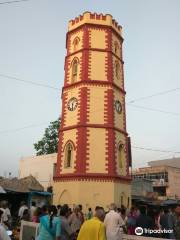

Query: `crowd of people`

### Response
(0, 200, 180, 240)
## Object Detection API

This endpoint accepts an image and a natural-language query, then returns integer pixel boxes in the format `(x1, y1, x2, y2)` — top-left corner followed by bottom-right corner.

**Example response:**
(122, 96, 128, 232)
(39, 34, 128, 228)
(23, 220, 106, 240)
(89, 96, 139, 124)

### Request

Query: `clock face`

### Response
(67, 97, 78, 111)
(115, 100, 122, 114)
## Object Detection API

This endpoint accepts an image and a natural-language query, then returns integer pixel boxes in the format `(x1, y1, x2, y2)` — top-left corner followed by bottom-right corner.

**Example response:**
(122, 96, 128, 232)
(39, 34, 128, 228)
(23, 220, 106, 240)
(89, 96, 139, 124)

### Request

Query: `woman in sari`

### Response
(37, 205, 61, 240)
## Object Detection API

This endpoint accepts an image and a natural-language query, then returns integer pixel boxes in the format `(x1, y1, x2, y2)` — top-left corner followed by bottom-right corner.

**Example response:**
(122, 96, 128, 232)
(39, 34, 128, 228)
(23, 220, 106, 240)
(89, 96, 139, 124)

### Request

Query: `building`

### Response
(133, 158, 180, 199)
(53, 12, 131, 210)
(19, 153, 57, 190)
(132, 179, 153, 199)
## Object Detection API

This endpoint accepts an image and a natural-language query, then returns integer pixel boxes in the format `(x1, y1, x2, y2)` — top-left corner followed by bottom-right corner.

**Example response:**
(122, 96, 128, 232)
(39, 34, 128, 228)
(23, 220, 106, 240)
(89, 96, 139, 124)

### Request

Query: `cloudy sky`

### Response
(0, 0, 180, 176)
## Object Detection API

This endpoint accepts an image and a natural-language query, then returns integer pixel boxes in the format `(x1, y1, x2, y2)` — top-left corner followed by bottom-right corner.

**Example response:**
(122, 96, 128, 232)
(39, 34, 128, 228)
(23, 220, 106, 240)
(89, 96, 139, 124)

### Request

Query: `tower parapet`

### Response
(68, 11, 122, 35)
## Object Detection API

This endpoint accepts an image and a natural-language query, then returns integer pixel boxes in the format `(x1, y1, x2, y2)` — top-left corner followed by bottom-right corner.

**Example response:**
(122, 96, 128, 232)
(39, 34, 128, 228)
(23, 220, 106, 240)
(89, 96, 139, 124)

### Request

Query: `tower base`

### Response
(53, 179, 131, 211)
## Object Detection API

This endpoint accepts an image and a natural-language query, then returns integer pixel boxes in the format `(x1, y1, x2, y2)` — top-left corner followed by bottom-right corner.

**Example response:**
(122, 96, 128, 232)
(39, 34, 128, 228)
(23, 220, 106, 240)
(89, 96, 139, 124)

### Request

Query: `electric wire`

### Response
(127, 103, 180, 116)
(0, 0, 31, 5)
(127, 87, 180, 104)
(0, 73, 60, 90)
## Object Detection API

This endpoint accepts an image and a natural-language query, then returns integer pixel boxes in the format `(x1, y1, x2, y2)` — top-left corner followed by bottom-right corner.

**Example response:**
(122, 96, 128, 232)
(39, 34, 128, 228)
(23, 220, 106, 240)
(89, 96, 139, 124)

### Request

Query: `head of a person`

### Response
(121, 204, 126, 210)
(139, 206, 146, 215)
(74, 205, 80, 214)
(20, 201, 26, 207)
(0, 209, 4, 220)
(130, 206, 135, 213)
(121, 208, 126, 216)
(88, 208, 92, 212)
(31, 201, 36, 207)
(48, 205, 57, 216)
(41, 205, 47, 215)
(95, 208, 105, 222)
(1, 201, 8, 209)
(57, 205, 61, 210)
(95, 206, 100, 211)
(175, 205, 180, 217)
(60, 204, 69, 217)
(109, 203, 117, 211)
(34, 207, 41, 217)
(78, 204, 82, 211)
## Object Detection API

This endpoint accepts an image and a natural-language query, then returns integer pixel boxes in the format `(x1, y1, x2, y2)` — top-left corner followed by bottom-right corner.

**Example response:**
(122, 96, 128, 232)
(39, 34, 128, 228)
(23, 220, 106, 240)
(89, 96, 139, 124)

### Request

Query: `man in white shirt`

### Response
(0, 201, 11, 228)
(104, 203, 124, 240)
(18, 201, 28, 219)
(30, 201, 36, 221)
(0, 209, 11, 240)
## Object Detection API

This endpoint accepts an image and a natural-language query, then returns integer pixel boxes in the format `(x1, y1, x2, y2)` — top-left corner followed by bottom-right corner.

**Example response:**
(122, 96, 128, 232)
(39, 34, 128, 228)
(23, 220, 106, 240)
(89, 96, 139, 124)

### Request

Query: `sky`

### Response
(0, 0, 180, 176)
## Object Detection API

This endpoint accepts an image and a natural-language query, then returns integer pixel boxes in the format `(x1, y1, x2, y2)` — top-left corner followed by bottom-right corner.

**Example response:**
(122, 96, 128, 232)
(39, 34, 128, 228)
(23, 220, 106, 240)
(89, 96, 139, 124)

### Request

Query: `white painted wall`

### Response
(19, 153, 57, 190)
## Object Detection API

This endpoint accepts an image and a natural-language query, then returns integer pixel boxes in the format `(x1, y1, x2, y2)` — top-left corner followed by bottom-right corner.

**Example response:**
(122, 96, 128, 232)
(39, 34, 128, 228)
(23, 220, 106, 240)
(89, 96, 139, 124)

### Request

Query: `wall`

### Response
(167, 166, 180, 198)
(19, 153, 57, 190)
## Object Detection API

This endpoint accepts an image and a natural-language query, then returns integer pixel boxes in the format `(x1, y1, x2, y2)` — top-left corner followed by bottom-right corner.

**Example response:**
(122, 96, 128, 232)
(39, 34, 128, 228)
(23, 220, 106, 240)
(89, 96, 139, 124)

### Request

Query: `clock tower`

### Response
(53, 12, 131, 209)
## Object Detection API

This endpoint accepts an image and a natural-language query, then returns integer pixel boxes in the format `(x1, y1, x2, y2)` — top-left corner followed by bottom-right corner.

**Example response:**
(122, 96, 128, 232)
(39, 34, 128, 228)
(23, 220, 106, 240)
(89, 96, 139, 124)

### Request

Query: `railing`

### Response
(152, 181, 168, 186)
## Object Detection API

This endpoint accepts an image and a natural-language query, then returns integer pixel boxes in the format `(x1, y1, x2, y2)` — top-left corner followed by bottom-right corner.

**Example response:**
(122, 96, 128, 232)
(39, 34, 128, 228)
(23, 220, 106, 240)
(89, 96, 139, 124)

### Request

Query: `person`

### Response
(40, 205, 48, 217)
(78, 205, 84, 224)
(32, 207, 41, 223)
(168, 207, 176, 239)
(174, 206, 180, 240)
(0, 209, 11, 240)
(77, 207, 106, 240)
(18, 201, 28, 220)
(21, 209, 30, 221)
(136, 206, 153, 237)
(60, 204, 74, 240)
(0, 201, 11, 228)
(57, 205, 61, 216)
(37, 205, 61, 240)
(30, 201, 36, 221)
(120, 208, 127, 233)
(68, 205, 82, 235)
(86, 208, 93, 220)
(104, 203, 124, 240)
(160, 207, 171, 239)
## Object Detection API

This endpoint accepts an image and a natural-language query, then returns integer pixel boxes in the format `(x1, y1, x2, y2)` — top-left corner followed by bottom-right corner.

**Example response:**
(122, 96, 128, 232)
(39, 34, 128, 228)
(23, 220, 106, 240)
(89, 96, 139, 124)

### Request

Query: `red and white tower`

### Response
(53, 12, 131, 209)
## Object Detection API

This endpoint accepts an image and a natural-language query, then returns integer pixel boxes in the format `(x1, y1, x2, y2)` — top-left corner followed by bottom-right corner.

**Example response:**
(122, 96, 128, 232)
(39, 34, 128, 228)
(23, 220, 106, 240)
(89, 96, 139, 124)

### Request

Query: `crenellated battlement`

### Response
(68, 12, 122, 35)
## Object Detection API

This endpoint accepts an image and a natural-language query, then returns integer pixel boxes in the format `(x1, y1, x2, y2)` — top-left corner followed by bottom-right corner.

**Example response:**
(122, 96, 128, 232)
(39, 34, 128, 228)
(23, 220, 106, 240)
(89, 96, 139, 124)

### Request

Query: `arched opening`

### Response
(59, 190, 72, 204)
(118, 143, 124, 169)
(65, 143, 73, 168)
(114, 41, 119, 55)
(73, 37, 80, 52)
(115, 62, 120, 80)
(71, 59, 78, 83)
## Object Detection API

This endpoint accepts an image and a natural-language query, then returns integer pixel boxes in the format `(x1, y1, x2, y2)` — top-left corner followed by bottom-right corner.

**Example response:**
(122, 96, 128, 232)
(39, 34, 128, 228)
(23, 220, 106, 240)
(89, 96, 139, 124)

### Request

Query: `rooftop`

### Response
(148, 157, 180, 169)
(0, 175, 44, 193)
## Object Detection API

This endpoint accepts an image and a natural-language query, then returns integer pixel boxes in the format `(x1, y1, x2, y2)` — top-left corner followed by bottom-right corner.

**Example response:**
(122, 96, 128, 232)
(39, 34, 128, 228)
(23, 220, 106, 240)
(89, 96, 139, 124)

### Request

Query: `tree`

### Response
(34, 118, 60, 155)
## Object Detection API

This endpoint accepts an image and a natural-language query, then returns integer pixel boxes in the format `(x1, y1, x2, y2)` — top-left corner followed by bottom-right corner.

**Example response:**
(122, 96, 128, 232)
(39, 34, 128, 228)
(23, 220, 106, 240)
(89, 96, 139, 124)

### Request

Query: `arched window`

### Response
(65, 143, 73, 168)
(118, 143, 124, 169)
(71, 59, 78, 83)
(115, 62, 120, 80)
(73, 37, 80, 52)
(114, 41, 119, 55)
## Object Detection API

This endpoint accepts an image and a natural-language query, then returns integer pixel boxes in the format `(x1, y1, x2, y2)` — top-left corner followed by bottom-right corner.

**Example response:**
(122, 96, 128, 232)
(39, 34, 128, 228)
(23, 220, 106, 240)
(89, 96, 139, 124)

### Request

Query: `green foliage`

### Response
(34, 118, 60, 156)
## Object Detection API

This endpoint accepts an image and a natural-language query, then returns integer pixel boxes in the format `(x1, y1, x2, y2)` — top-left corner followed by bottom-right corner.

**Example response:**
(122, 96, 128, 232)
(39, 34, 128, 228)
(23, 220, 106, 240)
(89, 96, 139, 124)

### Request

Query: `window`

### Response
(65, 143, 73, 168)
(118, 143, 124, 169)
(115, 62, 120, 80)
(121, 195, 124, 205)
(71, 59, 78, 83)
(114, 41, 119, 55)
(73, 37, 80, 52)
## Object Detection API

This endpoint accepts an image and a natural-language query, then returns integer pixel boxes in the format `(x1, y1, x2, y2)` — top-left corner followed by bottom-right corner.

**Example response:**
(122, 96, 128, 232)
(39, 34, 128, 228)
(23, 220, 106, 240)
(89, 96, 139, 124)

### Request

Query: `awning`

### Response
(0, 186, 6, 193)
